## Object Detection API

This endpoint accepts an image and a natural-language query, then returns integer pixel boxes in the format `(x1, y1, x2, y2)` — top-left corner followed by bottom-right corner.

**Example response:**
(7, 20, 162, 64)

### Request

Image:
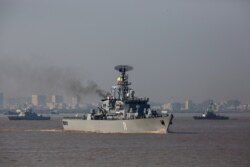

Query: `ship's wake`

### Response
(39, 129, 63, 132)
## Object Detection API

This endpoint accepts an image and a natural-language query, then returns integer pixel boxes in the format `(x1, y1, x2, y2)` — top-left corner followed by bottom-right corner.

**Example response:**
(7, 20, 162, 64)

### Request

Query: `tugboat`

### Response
(8, 107, 50, 120)
(62, 65, 174, 134)
(193, 102, 229, 120)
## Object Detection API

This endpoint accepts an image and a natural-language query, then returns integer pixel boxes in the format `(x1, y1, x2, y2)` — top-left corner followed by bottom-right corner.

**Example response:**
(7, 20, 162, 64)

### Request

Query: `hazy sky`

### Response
(0, 0, 250, 103)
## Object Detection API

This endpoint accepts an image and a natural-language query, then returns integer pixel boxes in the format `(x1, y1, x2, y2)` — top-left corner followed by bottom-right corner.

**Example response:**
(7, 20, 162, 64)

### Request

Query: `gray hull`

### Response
(62, 116, 172, 134)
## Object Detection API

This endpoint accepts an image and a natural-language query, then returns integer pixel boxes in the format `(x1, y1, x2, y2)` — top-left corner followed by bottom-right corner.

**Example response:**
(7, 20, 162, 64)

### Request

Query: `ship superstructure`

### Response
(62, 65, 173, 134)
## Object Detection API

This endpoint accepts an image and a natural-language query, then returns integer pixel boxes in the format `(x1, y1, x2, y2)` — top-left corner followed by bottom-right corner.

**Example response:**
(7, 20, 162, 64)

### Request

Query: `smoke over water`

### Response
(65, 80, 108, 99)
(0, 56, 108, 101)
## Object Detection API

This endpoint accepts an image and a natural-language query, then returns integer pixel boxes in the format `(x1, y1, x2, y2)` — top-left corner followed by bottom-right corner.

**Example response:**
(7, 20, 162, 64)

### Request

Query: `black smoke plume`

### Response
(0, 56, 108, 100)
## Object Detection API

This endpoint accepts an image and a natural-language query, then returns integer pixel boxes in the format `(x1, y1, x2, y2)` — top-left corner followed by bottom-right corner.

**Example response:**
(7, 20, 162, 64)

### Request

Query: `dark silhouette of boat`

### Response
(8, 107, 50, 120)
(193, 102, 229, 120)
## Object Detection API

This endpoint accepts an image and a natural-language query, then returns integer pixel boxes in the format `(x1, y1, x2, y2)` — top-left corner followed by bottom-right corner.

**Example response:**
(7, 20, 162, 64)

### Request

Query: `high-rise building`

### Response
(71, 95, 80, 109)
(52, 95, 64, 104)
(0, 93, 3, 109)
(32, 95, 46, 108)
(163, 102, 182, 112)
(48, 95, 64, 109)
(163, 102, 172, 111)
(5, 97, 31, 109)
(185, 99, 193, 111)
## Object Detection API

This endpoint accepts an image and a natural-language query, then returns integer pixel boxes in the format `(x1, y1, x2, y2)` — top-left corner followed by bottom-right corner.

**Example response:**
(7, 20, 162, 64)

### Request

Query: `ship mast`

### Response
(114, 65, 133, 101)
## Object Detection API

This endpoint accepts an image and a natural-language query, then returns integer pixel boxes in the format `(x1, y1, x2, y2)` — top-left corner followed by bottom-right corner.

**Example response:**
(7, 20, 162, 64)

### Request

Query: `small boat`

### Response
(193, 102, 229, 120)
(8, 107, 50, 120)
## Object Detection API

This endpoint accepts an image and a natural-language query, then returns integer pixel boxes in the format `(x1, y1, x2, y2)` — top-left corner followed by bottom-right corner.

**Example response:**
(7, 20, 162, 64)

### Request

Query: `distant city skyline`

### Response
(2, 92, 249, 112)
(0, 0, 250, 103)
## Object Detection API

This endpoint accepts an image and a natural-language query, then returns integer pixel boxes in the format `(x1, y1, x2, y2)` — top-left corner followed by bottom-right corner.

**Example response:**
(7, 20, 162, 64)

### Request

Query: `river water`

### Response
(0, 113, 250, 167)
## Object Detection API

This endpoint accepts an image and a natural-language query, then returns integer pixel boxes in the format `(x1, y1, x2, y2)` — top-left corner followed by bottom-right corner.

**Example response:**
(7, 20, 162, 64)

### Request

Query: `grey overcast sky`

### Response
(0, 0, 250, 103)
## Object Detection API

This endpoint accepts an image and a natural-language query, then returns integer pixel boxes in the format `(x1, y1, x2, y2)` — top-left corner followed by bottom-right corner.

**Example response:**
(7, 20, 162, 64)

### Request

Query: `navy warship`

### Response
(193, 102, 229, 120)
(62, 65, 173, 134)
(8, 107, 50, 120)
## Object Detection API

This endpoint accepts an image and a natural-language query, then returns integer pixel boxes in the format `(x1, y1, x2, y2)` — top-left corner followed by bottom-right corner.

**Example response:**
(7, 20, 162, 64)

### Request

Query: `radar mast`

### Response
(114, 65, 133, 101)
